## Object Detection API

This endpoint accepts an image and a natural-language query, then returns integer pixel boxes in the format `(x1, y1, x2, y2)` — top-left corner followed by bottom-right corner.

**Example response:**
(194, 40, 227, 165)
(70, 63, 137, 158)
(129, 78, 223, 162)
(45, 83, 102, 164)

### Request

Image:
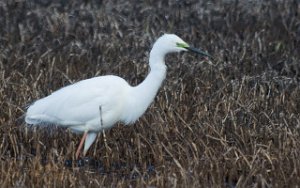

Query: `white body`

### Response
(27, 76, 131, 131)
(25, 34, 191, 154)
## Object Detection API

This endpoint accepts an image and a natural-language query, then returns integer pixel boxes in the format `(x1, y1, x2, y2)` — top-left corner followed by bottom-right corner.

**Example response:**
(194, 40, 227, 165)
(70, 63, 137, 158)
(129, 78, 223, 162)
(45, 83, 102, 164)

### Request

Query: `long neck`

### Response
(121, 48, 167, 124)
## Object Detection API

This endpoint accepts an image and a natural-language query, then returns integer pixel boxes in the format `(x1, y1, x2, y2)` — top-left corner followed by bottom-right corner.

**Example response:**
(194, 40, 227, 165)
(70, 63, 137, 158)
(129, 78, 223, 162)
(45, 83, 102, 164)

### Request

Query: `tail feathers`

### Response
(25, 114, 57, 126)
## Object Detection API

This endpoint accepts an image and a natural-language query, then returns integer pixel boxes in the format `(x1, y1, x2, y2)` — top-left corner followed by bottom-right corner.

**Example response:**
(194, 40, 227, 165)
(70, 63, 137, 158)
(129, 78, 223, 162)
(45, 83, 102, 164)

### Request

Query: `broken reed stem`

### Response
(99, 106, 110, 166)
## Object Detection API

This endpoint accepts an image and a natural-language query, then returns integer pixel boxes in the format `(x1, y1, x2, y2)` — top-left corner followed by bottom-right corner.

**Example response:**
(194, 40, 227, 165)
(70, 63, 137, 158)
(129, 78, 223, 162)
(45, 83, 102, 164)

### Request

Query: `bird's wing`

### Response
(25, 75, 129, 130)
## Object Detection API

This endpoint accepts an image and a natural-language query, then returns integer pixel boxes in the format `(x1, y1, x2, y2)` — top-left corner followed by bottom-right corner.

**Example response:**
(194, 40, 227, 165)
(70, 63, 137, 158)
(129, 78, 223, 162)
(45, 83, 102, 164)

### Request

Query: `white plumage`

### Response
(25, 34, 211, 158)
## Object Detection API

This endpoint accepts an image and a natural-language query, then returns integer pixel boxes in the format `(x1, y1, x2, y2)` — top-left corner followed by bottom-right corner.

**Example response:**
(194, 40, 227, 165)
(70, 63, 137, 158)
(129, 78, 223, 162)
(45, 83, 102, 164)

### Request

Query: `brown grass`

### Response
(1, 0, 300, 187)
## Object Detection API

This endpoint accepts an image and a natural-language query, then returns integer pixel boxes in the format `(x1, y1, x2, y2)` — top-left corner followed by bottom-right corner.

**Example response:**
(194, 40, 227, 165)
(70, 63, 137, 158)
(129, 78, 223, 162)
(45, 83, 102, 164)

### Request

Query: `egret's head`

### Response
(153, 34, 212, 58)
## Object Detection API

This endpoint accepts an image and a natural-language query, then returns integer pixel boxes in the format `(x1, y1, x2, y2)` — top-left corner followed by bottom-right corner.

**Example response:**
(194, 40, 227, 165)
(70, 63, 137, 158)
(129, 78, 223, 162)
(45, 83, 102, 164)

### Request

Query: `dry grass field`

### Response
(1, 0, 300, 187)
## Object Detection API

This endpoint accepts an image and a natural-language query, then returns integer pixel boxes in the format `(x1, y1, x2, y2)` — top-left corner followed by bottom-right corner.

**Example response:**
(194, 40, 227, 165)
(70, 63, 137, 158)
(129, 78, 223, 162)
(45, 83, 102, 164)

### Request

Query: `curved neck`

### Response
(121, 49, 167, 124)
(136, 47, 167, 99)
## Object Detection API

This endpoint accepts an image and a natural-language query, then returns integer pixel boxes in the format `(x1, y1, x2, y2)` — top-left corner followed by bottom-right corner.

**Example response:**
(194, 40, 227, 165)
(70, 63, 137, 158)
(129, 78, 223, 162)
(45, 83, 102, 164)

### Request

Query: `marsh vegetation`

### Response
(0, 0, 300, 187)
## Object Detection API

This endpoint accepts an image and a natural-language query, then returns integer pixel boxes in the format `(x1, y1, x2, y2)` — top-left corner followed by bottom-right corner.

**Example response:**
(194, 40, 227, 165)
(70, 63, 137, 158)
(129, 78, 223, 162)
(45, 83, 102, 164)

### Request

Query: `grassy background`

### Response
(1, 0, 300, 187)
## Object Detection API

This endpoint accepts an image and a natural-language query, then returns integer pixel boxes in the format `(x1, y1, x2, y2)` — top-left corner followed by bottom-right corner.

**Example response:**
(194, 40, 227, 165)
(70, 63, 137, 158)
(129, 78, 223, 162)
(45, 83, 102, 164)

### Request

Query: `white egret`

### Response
(25, 34, 212, 159)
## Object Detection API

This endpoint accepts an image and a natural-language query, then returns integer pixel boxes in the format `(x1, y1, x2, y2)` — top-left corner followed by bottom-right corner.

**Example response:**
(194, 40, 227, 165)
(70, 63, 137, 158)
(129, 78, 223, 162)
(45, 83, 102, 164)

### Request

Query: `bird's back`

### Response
(25, 75, 130, 132)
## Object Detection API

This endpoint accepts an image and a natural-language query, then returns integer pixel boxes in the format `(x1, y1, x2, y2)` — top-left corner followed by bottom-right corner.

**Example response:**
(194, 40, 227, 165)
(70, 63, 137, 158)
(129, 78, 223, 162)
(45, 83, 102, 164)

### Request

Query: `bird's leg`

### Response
(75, 131, 88, 159)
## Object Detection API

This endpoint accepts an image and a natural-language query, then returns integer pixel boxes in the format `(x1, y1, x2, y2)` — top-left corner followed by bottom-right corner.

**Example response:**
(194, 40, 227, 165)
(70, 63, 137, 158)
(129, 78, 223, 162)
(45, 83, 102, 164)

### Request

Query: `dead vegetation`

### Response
(0, 0, 300, 187)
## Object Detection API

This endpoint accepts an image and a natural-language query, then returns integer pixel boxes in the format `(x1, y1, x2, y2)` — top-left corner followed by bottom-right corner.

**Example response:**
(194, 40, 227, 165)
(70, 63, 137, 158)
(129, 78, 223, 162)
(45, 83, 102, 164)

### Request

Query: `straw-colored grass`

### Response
(0, 0, 299, 187)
